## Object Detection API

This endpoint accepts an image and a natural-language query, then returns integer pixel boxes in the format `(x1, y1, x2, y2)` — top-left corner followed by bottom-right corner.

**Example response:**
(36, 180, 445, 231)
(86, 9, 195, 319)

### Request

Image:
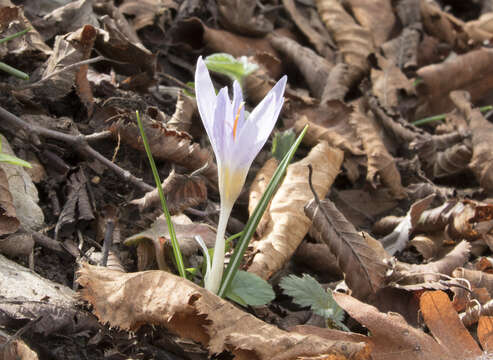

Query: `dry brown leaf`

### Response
(465, 13, 493, 43)
(315, 0, 374, 84)
(130, 168, 207, 213)
(281, 0, 334, 57)
(350, 104, 407, 199)
(0, 335, 39, 360)
(420, 0, 467, 50)
(166, 92, 197, 133)
(248, 142, 343, 279)
(478, 316, 493, 352)
(409, 232, 446, 260)
(109, 116, 218, 185)
(453, 268, 493, 296)
(217, 0, 272, 36)
(416, 48, 493, 117)
(332, 292, 458, 360)
(370, 53, 415, 111)
(244, 53, 281, 105)
(119, 0, 178, 31)
(77, 264, 369, 359)
(420, 291, 482, 358)
(269, 35, 332, 99)
(460, 300, 493, 327)
(293, 242, 342, 278)
(0, 167, 19, 236)
(248, 157, 277, 238)
(395, 240, 470, 284)
(449, 91, 493, 194)
(305, 198, 387, 300)
(344, 0, 396, 47)
(294, 115, 363, 156)
(124, 216, 216, 271)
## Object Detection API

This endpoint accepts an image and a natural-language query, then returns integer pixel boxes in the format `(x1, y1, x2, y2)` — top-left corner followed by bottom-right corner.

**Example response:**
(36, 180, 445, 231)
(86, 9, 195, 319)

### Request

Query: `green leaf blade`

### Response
(226, 270, 275, 306)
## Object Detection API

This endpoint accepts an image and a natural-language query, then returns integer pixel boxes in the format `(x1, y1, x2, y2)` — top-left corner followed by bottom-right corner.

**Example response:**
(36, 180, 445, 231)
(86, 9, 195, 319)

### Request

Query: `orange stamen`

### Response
(232, 102, 245, 140)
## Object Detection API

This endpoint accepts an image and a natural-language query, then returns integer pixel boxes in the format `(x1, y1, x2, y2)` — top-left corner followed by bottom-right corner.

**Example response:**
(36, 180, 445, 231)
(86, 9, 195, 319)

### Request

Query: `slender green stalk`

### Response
(0, 61, 29, 80)
(412, 105, 493, 126)
(0, 27, 31, 44)
(218, 125, 308, 297)
(135, 111, 186, 278)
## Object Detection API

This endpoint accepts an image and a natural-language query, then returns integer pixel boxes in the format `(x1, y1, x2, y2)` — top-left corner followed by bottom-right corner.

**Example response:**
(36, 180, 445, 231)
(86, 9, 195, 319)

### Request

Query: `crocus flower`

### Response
(195, 56, 287, 294)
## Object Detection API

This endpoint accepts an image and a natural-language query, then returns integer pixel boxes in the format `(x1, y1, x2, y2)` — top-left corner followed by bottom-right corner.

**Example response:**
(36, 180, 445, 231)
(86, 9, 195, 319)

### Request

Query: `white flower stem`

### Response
(205, 202, 233, 294)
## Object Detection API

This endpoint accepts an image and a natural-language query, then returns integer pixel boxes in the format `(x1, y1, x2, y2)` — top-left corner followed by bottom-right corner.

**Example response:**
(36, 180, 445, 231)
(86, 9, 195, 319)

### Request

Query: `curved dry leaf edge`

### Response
(77, 263, 368, 360)
(248, 141, 344, 279)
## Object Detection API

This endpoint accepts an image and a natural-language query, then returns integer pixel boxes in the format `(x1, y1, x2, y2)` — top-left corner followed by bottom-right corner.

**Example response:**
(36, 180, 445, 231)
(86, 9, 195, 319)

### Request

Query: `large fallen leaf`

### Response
(299, 292, 461, 360)
(420, 291, 482, 358)
(478, 316, 493, 352)
(248, 142, 343, 279)
(304, 198, 387, 300)
(77, 263, 369, 359)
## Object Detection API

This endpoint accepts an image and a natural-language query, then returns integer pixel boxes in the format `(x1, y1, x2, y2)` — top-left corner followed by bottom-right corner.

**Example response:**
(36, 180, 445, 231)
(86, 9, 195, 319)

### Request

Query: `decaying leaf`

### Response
(351, 104, 407, 199)
(269, 35, 332, 99)
(0, 167, 19, 236)
(130, 168, 207, 213)
(329, 292, 460, 360)
(464, 12, 493, 43)
(449, 91, 493, 194)
(77, 263, 369, 359)
(293, 242, 342, 278)
(453, 268, 493, 296)
(109, 115, 218, 185)
(217, 0, 272, 36)
(420, 291, 482, 358)
(248, 157, 277, 237)
(416, 48, 493, 117)
(124, 216, 216, 271)
(119, 0, 178, 31)
(0, 335, 39, 360)
(305, 198, 387, 300)
(166, 91, 197, 133)
(295, 115, 363, 156)
(315, 0, 374, 84)
(478, 316, 493, 352)
(248, 142, 343, 279)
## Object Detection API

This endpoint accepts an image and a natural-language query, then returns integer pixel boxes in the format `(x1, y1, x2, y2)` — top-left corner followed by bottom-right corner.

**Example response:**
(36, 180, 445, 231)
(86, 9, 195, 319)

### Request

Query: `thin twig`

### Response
(0, 106, 154, 192)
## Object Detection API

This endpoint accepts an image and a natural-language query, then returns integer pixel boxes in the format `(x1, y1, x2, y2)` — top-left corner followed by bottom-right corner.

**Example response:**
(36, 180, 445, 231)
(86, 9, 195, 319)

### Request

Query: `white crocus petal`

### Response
(195, 56, 218, 152)
(211, 87, 231, 162)
(194, 235, 211, 277)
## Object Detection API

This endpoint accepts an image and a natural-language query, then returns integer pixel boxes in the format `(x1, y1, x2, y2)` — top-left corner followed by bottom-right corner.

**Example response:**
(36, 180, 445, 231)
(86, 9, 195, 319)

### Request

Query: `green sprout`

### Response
(204, 53, 258, 87)
(412, 105, 493, 126)
(0, 137, 31, 168)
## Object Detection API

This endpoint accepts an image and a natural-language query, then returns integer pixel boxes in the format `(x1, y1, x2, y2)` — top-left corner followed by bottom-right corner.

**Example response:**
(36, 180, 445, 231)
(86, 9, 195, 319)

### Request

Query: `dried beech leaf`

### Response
(120, 0, 178, 31)
(109, 117, 218, 185)
(295, 115, 363, 156)
(464, 13, 493, 43)
(350, 105, 407, 199)
(478, 316, 493, 352)
(416, 48, 493, 117)
(460, 300, 493, 327)
(409, 233, 446, 260)
(166, 92, 197, 133)
(333, 292, 458, 360)
(77, 264, 369, 359)
(305, 198, 387, 300)
(269, 35, 332, 99)
(453, 268, 493, 296)
(281, 0, 334, 57)
(248, 157, 278, 238)
(395, 240, 470, 284)
(217, 0, 272, 36)
(131, 168, 207, 213)
(450, 91, 493, 194)
(420, 291, 482, 358)
(0, 167, 19, 236)
(345, 0, 395, 47)
(293, 242, 342, 278)
(315, 0, 374, 84)
(0, 335, 39, 360)
(248, 142, 343, 279)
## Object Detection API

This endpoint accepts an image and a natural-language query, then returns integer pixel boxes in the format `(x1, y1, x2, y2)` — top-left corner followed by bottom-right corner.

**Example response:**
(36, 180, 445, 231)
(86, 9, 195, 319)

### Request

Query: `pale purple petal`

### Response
(231, 80, 245, 134)
(234, 76, 286, 167)
(195, 56, 217, 140)
(211, 87, 231, 163)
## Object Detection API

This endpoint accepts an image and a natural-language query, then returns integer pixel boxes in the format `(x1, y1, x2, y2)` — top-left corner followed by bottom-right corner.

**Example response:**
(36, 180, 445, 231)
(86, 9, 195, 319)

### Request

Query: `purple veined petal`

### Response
(195, 56, 217, 140)
(211, 87, 232, 164)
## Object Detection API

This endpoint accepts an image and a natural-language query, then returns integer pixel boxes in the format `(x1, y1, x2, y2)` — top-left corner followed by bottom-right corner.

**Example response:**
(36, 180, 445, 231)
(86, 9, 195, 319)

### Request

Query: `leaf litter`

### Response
(5, 0, 493, 359)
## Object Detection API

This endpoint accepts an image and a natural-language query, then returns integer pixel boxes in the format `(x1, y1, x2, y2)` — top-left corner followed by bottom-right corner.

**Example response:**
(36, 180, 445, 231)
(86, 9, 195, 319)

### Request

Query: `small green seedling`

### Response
(0, 138, 31, 168)
(204, 53, 258, 86)
(0, 27, 31, 80)
(280, 273, 349, 331)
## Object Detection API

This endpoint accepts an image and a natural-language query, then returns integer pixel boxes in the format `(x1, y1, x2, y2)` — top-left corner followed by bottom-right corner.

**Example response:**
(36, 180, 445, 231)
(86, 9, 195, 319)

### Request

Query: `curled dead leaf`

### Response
(77, 263, 369, 359)
(305, 198, 387, 300)
(248, 142, 343, 279)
